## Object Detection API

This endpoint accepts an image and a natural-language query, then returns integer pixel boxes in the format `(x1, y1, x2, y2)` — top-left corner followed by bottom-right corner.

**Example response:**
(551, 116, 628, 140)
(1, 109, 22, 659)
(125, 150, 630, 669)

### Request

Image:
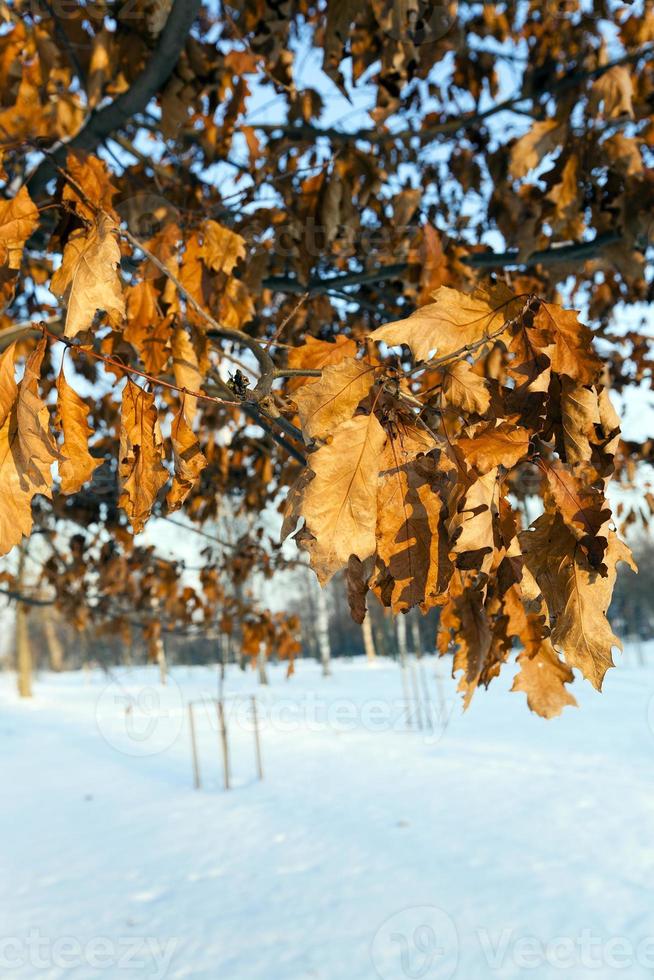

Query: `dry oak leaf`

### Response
(550, 531, 635, 689)
(287, 334, 357, 391)
(166, 399, 207, 513)
(452, 585, 492, 709)
(589, 65, 634, 120)
(509, 119, 566, 179)
(55, 364, 102, 495)
(51, 213, 125, 337)
(0, 340, 60, 556)
(447, 467, 498, 573)
(346, 554, 371, 625)
(200, 220, 246, 275)
(441, 360, 491, 415)
(541, 458, 611, 569)
(63, 152, 119, 220)
(457, 421, 530, 474)
(520, 512, 635, 689)
(293, 358, 377, 441)
(219, 276, 254, 330)
(172, 326, 203, 422)
(368, 285, 518, 363)
(534, 302, 601, 385)
(124, 281, 172, 375)
(300, 413, 387, 583)
(0, 186, 38, 269)
(511, 641, 577, 718)
(374, 437, 451, 612)
(560, 379, 601, 466)
(118, 379, 168, 534)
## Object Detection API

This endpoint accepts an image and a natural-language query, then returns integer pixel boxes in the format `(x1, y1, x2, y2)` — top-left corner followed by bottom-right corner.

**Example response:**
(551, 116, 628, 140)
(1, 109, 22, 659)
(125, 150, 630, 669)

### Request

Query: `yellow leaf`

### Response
(447, 468, 498, 573)
(0, 186, 38, 270)
(534, 302, 601, 384)
(293, 358, 376, 441)
(512, 640, 577, 718)
(51, 213, 125, 337)
(590, 65, 634, 120)
(374, 434, 451, 611)
(300, 413, 387, 583)
(171, 326, 203, 421)
(521, 512, 636, 689)
(509, 119, 566, 179)
(118, 379, 168, 534)
(287, 334, 357, 392)
(200, 220, 246, 275)
(368, 285, 517, 363)
(441, 360, 491, 415)
(457, 421, 530, 474)
(55, 364, 102, 495)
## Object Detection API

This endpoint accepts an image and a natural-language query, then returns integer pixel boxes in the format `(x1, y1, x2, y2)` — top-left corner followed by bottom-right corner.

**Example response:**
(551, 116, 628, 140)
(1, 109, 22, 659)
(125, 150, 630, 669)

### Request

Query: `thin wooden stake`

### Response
(189, 702, 201, 790)
(217, 699, 230, 790)
(251, 695, 264, 781)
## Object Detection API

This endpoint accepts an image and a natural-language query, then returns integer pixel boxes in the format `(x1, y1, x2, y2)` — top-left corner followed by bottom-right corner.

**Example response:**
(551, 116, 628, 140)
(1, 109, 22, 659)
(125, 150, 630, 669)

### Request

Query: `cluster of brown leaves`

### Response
(284, 285, 634, 716)
(0, 1, 650, 705)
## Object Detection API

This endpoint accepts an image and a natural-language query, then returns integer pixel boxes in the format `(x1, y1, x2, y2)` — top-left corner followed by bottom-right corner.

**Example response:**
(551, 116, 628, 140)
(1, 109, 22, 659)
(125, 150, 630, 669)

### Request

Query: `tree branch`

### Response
(252, 43, 654, 147)
(465, 231, 623, 269)
(27, 0, 202, 197)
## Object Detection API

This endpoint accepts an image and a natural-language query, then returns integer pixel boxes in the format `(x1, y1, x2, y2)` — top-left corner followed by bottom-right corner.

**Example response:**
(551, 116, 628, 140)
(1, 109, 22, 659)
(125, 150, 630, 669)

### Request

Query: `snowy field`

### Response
(2, 648, 654, 979)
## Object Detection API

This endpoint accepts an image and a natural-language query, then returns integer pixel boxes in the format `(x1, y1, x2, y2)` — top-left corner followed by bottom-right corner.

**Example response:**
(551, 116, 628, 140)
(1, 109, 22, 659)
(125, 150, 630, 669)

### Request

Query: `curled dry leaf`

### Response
(166, 398, 207, 513)
(0, 340, 60, 556)
(509, 119, 566, 179)
(118, 379, 168, 534)
(50, 213, 125, 337)
(55, 364, 102, 494)
(374, 433, 450, 611)
(521, 512, 636, 690)
(589, 65, 634, 120)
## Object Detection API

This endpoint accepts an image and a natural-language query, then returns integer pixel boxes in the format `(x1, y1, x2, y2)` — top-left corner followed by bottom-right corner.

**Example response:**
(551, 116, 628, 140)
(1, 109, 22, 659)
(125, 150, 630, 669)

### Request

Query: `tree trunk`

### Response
(410, 614, 422, 658)
(43, 610, 64, 672)
(16, 601, 32, 698)
(315, 582, 332, 676)
(362, 614, 376, 663)
(257, 643, 269, 685)
(395, 613, 408, 664)
(156, 635, 167, 685)
(16, 545, 32, 698)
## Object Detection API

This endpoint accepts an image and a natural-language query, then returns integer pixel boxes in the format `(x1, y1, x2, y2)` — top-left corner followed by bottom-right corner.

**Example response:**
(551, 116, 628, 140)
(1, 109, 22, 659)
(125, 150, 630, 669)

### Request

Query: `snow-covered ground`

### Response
(2, 648, 654, 979)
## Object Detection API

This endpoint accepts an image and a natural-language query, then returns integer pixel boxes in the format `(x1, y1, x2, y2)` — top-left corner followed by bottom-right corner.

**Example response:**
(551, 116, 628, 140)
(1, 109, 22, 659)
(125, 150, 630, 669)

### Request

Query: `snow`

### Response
(2, 650, 654, 979)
